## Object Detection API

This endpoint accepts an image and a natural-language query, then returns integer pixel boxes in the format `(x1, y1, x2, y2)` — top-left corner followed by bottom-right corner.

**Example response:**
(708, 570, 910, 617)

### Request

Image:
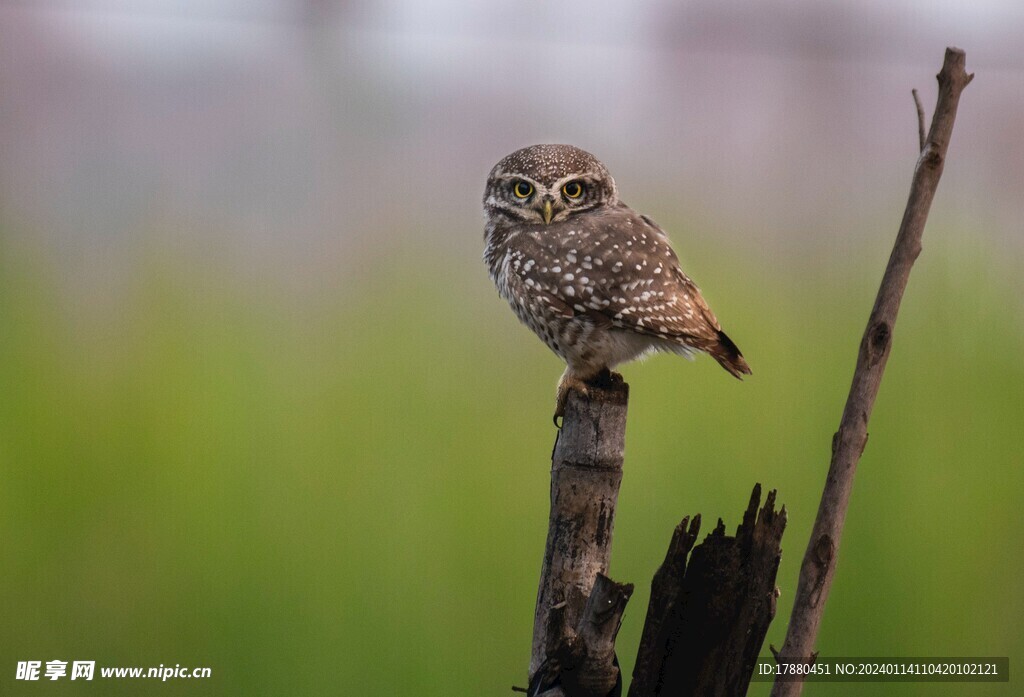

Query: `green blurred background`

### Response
(1, 2, 1023, 695)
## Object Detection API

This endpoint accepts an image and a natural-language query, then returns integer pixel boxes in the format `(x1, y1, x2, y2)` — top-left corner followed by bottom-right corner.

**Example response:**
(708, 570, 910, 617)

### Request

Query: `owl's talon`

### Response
(554, 374, 591, 426)
(553, 391, 568, 428)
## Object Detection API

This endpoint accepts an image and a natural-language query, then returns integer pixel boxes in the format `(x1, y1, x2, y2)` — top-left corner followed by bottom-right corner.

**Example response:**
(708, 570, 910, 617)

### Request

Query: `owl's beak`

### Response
(542, 199, 554, 224)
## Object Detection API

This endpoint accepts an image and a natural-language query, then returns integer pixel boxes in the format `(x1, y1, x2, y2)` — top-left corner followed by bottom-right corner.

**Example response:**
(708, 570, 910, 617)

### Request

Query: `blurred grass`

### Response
(0, 223, 1021, 696)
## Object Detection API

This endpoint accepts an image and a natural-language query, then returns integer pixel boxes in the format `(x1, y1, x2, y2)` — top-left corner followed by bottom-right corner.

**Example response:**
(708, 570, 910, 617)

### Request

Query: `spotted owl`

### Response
(483, 144, 750, 419)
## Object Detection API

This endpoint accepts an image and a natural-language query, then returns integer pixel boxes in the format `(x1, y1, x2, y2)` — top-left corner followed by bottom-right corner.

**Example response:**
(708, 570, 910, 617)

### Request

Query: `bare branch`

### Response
(770, 47, 973, 697)
(912, 88, 926, 152)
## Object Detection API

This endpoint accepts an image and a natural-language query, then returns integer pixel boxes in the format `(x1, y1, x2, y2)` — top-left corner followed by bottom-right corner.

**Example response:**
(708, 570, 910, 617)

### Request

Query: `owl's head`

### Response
(483, 144, 618, 226)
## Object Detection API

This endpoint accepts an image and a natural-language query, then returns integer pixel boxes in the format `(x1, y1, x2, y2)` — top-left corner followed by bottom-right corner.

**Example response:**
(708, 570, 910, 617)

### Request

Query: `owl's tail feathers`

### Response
(710, 330, 752, 379)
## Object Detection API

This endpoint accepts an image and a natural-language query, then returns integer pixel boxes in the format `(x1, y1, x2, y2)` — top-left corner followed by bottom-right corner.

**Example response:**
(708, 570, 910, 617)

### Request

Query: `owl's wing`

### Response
(580, 209, 722, 341)
(513, 208, 750, 376)
(595, 209, 751, 376)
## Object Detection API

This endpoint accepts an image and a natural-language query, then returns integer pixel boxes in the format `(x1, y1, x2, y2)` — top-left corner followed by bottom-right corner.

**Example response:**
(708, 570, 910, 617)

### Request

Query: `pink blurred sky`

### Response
(1, 0, 1021, 296)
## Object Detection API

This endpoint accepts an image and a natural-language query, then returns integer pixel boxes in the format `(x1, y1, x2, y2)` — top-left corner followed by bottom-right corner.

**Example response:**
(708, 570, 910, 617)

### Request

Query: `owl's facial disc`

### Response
(486, 166, 607, 226)
(484, 145, 619, 227)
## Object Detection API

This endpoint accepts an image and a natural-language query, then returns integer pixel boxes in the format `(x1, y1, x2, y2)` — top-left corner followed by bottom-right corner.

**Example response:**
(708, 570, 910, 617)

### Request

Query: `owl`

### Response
(483, 144, 750, 420)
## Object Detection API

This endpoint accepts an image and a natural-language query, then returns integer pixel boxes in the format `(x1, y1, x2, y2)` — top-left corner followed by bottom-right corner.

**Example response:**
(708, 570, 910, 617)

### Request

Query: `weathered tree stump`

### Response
(630, 486, 786, 697)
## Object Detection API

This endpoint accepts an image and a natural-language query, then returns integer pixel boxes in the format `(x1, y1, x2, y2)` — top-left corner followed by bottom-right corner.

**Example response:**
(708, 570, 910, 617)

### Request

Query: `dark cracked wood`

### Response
(530, 574, 635, 697)
(629, 485, 786, 697)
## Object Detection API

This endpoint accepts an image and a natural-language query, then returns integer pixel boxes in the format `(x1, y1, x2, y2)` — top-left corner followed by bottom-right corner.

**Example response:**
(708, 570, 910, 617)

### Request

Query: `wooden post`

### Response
(530, 371, 630, 683)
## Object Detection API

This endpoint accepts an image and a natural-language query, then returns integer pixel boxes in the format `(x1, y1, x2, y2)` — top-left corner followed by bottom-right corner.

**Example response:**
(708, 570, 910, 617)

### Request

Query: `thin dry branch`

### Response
(912, 88, 926, 152)
(771, 47, 973, 697)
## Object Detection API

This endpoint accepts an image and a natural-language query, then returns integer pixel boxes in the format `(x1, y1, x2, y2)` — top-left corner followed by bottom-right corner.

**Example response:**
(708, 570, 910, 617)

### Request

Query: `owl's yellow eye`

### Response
(562, 181, 584, 199)
(512, 181, 534, 199)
